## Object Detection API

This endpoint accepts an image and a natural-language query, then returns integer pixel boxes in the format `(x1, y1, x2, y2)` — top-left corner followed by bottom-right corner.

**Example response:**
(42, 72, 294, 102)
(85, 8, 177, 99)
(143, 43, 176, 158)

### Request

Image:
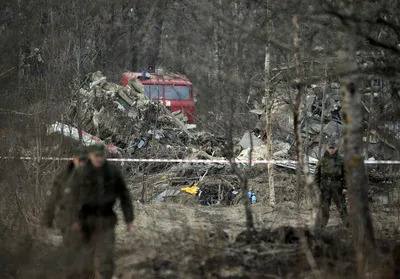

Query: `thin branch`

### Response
(180, 0, 291, 51)
(0, 67, 16, 79)
(322, 9, 400, 54)
(364, 35, 400, 54)
(0, 108, 42, 116)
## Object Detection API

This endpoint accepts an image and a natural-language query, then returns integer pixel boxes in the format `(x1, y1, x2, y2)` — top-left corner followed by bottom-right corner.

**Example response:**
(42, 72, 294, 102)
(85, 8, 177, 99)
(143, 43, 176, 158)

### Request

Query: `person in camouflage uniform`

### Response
(67, 143, 134, 279)
(314, 142, 348, 228)
(42, 145, 87, 238)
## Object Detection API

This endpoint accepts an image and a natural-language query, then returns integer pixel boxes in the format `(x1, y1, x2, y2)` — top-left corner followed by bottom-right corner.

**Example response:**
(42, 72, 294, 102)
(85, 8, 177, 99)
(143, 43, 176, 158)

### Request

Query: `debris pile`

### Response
(188, 132, 227, 158)
(71, 71, 162, 150)
(47, 71, 198, 154)
(46, 71, 243, 204)
(250, 83, 344, 160)
(46, 72, 394, 205)
(45, 71, 313, 205)
(197, 177, 240, 205)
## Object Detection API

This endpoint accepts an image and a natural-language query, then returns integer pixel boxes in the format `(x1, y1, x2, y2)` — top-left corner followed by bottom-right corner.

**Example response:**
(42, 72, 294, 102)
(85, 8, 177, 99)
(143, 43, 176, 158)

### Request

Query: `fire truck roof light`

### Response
(155, 67, 165, 75)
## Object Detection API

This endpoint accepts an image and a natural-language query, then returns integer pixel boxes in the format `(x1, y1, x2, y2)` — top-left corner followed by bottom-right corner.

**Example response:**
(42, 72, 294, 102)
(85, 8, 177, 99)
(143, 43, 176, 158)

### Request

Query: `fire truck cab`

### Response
(122, 69, 195, 124)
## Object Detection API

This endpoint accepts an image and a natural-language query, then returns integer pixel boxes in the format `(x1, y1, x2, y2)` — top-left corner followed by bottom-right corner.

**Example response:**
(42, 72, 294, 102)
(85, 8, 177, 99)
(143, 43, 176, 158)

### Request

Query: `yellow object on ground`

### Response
(181, 185, 199, 195)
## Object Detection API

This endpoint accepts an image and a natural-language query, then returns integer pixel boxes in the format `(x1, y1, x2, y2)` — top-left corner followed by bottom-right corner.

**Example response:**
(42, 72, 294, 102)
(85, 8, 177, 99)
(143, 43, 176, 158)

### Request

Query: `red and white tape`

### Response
(1, 156, 400, 165)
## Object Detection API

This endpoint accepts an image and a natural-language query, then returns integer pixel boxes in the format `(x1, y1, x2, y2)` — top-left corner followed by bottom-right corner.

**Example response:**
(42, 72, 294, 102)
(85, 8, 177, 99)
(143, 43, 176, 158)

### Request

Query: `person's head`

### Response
(72, 145, 87, 167)
(88, 143, 107, 168)
(327, 142, 338, 155)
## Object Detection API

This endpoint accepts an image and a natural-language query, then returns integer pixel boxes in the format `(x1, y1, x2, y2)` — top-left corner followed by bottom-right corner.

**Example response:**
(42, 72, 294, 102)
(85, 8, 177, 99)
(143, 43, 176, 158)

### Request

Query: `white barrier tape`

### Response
(1, 156, 400, 164)
(0, 156, 296, 164)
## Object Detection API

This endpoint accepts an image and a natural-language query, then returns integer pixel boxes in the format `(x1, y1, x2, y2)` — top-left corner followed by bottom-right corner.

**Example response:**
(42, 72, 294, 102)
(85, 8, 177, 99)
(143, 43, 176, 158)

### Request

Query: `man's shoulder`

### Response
(72, 163, 92, 177)
(319, 156, 328, 163)
(105, 161, 123, 176)
(337, 153, 345, 162)
(55, 162, 74, 178)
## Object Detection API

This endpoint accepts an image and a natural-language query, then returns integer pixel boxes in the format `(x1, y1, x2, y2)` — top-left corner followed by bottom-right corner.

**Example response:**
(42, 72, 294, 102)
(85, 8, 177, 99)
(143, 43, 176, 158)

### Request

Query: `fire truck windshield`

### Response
(164, 85, 190, 100)
(143, 84, 191, 100)
(143, 85, 162, 99)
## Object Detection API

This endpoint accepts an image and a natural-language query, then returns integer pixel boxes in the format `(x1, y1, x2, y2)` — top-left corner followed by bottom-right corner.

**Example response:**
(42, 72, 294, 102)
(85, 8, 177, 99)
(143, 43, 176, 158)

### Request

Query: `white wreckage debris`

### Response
(238, 132, 264, 149)
(235, 131, 318, 173)
(236, 141, 291, 160)
(151, 188, 182, 203)
(63, 71, 194, 151)
(47, 121, 121, 155)
(236, 143, 318, 174)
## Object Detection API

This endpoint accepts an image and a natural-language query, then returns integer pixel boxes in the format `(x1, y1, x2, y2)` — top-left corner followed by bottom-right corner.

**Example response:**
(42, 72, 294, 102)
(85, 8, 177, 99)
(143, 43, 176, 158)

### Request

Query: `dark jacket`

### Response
(314, 150, 345, 187)
(69, 160, 134, 233)
(42, 161, 75, 228)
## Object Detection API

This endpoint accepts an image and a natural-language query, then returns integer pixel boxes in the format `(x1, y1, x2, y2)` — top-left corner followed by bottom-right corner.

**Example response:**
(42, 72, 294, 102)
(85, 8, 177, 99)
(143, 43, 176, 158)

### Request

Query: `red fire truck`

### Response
(122, 69, 196, 124)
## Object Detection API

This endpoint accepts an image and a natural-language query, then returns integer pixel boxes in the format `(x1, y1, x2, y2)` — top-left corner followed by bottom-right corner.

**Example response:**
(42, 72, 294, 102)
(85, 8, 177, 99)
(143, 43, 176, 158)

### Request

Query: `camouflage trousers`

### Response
(317, 181, 348, 228)
(64, 224, 115, 279)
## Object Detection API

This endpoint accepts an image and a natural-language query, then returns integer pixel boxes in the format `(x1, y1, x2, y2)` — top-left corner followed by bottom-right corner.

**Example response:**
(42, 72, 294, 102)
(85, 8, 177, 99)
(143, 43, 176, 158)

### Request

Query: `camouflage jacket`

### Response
(314, 151, 345, 187)
(42, 161, 75, 228)
(69, 161, 134, 230)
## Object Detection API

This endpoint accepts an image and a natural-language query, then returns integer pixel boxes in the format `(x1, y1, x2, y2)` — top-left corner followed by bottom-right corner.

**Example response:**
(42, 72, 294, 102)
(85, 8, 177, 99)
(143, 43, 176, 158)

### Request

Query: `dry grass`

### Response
(0, 195, 399, 278)
(0, 158, 399, 278)
(110, 203, 399, 279)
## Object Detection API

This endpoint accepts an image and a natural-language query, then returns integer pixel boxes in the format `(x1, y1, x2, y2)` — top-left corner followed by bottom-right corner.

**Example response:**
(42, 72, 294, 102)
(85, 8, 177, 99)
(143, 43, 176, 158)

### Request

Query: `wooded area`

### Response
(1, 0, 400, 278)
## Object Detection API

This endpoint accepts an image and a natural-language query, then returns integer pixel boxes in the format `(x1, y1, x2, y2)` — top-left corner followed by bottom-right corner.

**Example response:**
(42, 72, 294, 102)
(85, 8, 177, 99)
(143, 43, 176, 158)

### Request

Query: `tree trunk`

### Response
(292, 15, 320, 228)
(364, 80, 374, 158)
(242, 131, 255, 242)
(265, 2, 275, 206)
(151, 1, 166, 67)
(318, 65, 328, 158)
(227, 131, 255, 243)
(338, 3, 375, 277)
(75, 1, 83, 144)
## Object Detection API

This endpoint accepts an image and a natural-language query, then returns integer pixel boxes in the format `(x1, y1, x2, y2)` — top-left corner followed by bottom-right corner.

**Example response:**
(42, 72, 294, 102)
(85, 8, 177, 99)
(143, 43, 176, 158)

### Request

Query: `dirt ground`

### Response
(5, 190, 398, 279)
(114, 203, 320, 278)
(111, 203, 400, 279)
(24, 201, 398, 279)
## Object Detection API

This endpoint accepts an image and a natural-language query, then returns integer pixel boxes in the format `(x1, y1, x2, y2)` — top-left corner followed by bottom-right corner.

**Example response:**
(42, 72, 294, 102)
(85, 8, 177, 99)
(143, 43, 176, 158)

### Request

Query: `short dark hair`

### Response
(88, 143, 106, 156)
(73, 145, 87, 159)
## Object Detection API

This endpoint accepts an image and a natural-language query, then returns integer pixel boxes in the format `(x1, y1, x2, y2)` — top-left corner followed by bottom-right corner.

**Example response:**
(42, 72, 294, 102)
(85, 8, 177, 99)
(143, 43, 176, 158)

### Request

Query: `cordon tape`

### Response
(1, 156, 400, 164)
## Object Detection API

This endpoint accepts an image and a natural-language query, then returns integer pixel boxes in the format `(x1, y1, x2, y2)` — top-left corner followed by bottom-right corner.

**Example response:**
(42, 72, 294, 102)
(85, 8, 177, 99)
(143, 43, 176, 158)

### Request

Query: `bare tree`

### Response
(292, 14, 320, 228)
(317, 65, 328, 158)
(264, 2, 276, 206)
(225, 130, 255, 243)
(337, 2, 376, 277)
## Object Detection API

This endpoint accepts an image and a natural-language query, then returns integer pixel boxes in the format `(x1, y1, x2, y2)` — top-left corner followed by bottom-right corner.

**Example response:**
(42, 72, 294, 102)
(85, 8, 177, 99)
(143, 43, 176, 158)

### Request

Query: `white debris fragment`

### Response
(47, 121, 121, 155)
